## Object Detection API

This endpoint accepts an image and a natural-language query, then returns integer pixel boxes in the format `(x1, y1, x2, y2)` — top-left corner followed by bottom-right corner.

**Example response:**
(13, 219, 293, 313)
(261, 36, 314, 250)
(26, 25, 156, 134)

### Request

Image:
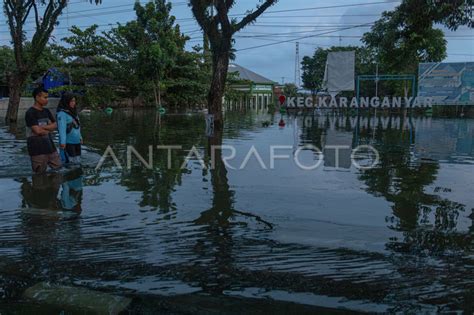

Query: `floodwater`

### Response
(0, 109, 473, 313)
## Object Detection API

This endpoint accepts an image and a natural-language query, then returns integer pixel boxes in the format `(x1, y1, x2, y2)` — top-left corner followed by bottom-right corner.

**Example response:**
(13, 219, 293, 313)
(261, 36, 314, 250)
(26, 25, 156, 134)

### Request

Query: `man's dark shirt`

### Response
(25, 107, 56, 156)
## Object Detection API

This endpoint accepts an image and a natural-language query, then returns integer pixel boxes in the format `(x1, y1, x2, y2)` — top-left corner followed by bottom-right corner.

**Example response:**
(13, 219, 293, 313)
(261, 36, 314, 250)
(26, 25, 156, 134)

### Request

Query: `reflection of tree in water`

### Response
(83, 111, 206, 213)
(300, 114, 325, 149)
(192, 129, 272, 294)
(83, 110, 274, 214)
(358, 124, 472, 255)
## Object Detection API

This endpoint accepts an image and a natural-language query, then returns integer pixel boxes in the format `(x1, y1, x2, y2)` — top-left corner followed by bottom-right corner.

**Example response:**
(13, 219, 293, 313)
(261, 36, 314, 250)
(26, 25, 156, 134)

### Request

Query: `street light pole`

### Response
(375, 62, 379, 98)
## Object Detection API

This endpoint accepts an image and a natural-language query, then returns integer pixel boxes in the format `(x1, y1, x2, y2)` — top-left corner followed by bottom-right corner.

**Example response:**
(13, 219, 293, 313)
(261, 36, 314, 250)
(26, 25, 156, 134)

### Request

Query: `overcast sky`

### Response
(1, 0, 472, 83)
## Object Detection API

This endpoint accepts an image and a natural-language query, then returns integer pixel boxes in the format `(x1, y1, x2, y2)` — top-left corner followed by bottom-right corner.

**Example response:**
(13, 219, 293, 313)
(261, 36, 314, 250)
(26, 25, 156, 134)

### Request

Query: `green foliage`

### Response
(52, 1, 200, 109)
(3, 0, 103, 121)
(362, 9, 447, 74)
(119, 0, 187, 106)
(300, 1, 471, 100)
(0, 44, 62, 87)
(54, 25, 108, 59)
(165, 47, 210, 108)
(0, 46, 14, 86)
(29, 44, 64, 80)
(283, 83, 298, 97)
(224, 70, 252, 103)
(53, 25, 116, 107)
(102, 27, 142, 101)
(399, 0, 473, 31)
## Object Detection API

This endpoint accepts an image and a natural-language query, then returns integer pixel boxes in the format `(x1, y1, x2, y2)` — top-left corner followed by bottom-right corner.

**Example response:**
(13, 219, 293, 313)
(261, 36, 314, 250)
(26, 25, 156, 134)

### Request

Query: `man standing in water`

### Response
(25, 87, 62, 173)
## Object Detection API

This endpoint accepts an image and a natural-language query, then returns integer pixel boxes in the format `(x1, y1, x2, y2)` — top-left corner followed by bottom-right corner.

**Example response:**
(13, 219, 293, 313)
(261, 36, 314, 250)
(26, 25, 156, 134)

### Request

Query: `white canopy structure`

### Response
(323, 51, 356, 97)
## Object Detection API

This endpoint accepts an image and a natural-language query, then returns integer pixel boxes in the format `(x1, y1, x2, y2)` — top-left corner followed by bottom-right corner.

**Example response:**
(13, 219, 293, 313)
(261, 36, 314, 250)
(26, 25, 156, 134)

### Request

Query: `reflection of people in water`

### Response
(60, 169, 83, 212)
(21, 172, 62, 210)
(20, 168, 83, 213)
(19, 169, 84, 278)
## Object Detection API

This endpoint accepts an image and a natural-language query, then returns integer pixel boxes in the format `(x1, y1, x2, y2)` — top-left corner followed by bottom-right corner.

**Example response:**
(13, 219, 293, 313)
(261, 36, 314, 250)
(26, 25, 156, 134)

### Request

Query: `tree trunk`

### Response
(157, 81, 162, 107)
(153, 83, 159, 108)
(5, 76, 23, 123)
(208, 50, 230, 131)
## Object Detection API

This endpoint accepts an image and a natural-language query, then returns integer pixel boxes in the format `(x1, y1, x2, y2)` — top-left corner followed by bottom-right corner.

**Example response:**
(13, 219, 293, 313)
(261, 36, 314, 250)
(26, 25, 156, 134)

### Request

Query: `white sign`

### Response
(323, 51, 356, 93)
(286, 96, 434, 108)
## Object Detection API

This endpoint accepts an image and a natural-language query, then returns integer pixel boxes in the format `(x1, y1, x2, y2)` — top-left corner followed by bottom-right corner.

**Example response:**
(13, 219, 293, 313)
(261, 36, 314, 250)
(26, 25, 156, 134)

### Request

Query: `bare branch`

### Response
(232, 0, 277, 34)
(21, 1, 35, 25)
(28, 0, 68, 70)
(32, 1, 41, 29)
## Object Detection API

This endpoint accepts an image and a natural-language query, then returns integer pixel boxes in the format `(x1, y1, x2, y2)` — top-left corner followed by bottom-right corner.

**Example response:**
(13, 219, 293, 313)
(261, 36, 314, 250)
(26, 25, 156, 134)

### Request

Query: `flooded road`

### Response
(0, 109, 473, 313)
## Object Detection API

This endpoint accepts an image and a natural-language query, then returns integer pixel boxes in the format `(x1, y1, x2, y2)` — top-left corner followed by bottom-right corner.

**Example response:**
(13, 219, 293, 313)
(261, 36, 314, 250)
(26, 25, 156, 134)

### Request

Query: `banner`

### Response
(323, 51, 356, 94)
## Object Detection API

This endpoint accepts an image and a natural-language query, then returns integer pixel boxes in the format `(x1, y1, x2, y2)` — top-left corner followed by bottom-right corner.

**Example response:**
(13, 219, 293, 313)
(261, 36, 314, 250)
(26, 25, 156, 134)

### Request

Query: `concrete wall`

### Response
(0, 98, 60, 119)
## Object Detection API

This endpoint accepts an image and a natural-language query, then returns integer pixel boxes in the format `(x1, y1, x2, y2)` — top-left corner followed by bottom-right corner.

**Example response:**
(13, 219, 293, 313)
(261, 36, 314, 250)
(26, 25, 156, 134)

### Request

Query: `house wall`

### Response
(226, 83, 275, 109)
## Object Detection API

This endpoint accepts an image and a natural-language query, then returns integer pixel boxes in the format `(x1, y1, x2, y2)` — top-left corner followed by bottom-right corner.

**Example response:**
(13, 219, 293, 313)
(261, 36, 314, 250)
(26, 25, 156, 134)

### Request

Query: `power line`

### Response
(229, 0, 401, 16)
(65, 1, 187, 15)
(1, 1, 397, 25)
(0, 2, 188, 25)
(248, 14, 383, 18)
(237, 23, 375, 52)
(235, 32, 474, 39)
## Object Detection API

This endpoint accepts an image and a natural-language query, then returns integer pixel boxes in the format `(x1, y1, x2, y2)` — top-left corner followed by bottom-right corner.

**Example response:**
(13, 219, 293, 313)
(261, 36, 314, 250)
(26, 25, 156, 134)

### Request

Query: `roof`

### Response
(71, 56, 102, 66)
(33, 67, 69, 85)
(228, 63, 275, 85)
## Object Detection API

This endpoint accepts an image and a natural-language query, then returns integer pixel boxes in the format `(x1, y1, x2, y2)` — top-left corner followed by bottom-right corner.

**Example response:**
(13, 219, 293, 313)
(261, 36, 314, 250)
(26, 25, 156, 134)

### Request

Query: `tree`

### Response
(55, 25, 108, 60)
(0, 44, 63, 92)
(283, 83, 298, 97)
(117, 0, 187, 107)
(30, 44, 63, 82)
(301, 51, 324, 97)
(362, 0, 472, 75)
(362, 10, 447, 74)
(400, 0, 473, 31)
(165, 46, 210, 110)
(0, 46, 15, 88)
(189, 0, 278, 130)
(3, 0, 101, 123)
(103, 26, 142, 103)
(357, 125, 471, 255)
(52, 25, 116, 107)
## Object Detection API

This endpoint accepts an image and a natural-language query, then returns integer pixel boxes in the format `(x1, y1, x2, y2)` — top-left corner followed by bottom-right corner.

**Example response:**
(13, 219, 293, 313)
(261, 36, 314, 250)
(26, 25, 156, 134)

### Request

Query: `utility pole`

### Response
(375, 46, 380, 98)
(294, 42, 300, 87)
(375, 63, 379, 98)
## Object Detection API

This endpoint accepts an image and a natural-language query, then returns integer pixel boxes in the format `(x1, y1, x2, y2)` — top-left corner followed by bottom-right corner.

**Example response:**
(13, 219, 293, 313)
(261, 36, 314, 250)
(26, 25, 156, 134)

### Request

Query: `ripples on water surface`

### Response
(0, 109, 473, 313)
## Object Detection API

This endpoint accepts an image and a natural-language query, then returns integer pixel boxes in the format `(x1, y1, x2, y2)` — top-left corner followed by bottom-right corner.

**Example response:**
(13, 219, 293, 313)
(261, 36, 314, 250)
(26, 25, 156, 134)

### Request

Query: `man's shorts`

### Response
(30, 151, 62, 173)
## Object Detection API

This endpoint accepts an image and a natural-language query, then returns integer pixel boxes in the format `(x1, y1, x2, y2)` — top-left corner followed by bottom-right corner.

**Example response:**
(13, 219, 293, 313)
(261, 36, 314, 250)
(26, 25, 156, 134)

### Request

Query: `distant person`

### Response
(57, 93, 83, 164)
(25, 87, 61, 173)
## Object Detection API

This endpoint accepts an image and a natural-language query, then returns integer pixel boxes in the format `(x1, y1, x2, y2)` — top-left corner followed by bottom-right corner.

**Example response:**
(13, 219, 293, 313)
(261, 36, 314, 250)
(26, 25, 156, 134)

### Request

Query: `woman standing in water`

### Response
(57, 93, 83, 164)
